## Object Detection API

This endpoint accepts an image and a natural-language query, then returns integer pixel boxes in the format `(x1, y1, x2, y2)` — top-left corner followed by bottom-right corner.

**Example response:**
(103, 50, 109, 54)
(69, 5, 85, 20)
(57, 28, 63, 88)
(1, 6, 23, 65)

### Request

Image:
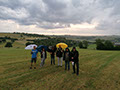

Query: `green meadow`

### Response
(0, 33, 120, 90)
(0, 47, 120, 90)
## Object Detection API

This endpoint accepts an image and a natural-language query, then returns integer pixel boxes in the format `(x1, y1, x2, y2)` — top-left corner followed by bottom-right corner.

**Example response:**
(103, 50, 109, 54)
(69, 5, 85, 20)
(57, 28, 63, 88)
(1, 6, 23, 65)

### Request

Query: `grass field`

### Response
(0, 47, 120, 90)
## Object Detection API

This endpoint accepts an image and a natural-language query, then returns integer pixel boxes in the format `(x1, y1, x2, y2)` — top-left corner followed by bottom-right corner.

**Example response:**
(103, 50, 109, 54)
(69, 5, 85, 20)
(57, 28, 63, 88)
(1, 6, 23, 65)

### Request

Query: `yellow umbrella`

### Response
(56, 43, 68, 49)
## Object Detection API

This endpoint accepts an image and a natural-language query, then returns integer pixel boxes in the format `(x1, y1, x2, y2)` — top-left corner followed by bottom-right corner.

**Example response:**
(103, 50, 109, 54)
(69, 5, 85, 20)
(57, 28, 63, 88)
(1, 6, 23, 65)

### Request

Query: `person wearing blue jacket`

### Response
(30, 46, 38, 69)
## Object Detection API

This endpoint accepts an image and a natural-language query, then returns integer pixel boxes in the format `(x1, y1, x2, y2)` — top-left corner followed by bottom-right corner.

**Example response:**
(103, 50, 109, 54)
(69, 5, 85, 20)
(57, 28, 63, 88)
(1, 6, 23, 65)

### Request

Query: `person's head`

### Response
(42, 48, 45, 51)
(66, 47, 69, 51)
(52, 47, 54, 50)
(33, 46, 36, 50)
(73, 47, 76, 51)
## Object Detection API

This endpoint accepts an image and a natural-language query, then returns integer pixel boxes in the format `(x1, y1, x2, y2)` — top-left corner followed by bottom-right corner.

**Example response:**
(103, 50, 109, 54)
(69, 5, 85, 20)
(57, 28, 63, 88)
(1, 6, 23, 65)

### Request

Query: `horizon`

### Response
(0, 31, 120, 37)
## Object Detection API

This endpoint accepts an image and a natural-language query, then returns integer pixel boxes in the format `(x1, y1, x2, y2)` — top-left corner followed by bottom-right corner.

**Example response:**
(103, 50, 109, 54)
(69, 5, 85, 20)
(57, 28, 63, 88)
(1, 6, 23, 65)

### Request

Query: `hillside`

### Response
(0, 33, 48, 48)
(0, 48, 120, 89)
(0, 32, 120, 89)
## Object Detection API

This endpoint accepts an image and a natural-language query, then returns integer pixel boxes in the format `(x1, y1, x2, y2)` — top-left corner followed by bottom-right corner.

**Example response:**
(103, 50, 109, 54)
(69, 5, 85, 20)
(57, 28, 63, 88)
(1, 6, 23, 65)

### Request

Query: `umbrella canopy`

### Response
(56, 43, 68, 49)
(36, 45, 48, 52)
(25, 44, 37, 50)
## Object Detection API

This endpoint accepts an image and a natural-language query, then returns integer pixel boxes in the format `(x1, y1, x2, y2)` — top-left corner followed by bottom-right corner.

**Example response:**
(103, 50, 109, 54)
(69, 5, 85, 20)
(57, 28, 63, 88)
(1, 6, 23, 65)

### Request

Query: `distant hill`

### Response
(1, 32, 120, 44)
(49, 35, 120, 43)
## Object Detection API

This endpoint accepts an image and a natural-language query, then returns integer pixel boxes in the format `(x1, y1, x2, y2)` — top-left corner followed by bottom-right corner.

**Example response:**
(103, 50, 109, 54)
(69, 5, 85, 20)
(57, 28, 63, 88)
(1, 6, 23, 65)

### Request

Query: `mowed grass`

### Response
(0, 48, 120, 90)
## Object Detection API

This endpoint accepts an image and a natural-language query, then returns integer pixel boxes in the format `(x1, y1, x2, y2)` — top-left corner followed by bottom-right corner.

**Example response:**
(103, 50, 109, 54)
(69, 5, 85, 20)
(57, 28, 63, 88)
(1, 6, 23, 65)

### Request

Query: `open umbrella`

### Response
(56, 43, 68, 49)
(36, 45, 48, 52)
(25, 44, 37, 50)
(25, 44, 37, 61)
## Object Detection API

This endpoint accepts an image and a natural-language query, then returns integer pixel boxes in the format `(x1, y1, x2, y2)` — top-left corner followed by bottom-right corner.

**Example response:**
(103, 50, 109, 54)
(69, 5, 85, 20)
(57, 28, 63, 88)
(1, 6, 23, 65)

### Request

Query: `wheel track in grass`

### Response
(0, 65, 64, 89)
(83, 52, 120, 90)
(0, 62, 56, 82)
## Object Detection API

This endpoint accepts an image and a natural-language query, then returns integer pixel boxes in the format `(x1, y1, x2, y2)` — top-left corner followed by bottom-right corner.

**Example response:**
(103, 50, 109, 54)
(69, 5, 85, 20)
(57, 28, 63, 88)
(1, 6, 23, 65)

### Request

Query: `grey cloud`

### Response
(0, 0, 120, 31)
(95, 0, 120, 31)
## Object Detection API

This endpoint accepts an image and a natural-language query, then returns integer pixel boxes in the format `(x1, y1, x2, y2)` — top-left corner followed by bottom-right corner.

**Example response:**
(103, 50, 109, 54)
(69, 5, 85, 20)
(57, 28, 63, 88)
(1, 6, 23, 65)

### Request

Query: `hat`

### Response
(73, 47, 76, 49)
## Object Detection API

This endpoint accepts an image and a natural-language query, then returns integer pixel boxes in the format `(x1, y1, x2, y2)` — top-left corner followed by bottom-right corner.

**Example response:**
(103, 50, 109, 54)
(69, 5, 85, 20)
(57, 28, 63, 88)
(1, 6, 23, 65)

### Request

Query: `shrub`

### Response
(5, 42, 12, 47)
(79, 41, 83, 48)
(26, 42, 34, 46)
(2, 39, 6, 42)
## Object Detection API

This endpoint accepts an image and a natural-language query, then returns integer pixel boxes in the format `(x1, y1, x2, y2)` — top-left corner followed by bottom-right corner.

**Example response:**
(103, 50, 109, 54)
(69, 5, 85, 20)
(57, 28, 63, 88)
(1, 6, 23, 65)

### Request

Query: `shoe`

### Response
(30, 67, 32, 69)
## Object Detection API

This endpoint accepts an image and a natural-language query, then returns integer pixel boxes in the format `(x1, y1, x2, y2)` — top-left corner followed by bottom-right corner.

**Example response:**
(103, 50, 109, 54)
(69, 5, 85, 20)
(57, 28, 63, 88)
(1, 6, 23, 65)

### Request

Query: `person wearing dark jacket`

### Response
(50, 47, 56, 65)
(56, 45, 63, 67)
(40, 48, 47, 67)
(63, 47, 71, 70)
(71, 47, 79, 75)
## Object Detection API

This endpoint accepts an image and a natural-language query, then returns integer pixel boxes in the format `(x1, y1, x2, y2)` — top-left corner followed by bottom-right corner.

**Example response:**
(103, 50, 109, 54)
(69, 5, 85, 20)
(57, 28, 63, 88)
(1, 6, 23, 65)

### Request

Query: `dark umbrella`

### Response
(36, 45, 48, 52)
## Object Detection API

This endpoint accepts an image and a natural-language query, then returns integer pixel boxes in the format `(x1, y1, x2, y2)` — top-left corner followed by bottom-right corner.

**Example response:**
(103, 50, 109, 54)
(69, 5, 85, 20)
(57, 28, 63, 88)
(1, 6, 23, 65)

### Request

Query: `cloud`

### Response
(95, 0, 120, 31)
(0, 0, 120, 35)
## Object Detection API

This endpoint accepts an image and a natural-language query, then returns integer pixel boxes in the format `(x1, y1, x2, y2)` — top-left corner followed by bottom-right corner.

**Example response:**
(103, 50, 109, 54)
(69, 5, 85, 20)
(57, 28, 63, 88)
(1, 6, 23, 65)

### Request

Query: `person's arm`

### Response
(56, 51, 58, 57)
(31, 50, 33, 54)
(71, 52, 74, 61)
(77, 51, 79, 57)
(63, 52, 65, 60)
(75, 51, 79, 58)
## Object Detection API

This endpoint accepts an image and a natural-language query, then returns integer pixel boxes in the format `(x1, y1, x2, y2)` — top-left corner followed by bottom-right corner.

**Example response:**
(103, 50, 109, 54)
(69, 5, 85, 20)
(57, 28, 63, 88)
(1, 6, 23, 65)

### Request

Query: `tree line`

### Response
(13, 32, 48, 38)
(26, 37, 79, 47)
(96, 39, 120, 50)
(0, 36, 18, 47)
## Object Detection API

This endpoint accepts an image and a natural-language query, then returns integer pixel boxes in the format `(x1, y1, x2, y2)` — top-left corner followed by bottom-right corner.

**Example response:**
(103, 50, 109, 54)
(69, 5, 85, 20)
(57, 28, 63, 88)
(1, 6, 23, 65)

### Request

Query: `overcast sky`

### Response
(0, 0, 120, 36)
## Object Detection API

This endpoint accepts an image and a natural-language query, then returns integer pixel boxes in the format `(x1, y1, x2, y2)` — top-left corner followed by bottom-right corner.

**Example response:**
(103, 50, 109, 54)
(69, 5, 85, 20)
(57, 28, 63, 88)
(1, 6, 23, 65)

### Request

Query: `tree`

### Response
(0, 40, 2, 43)
(79, 41, 83, 48)
(114, 46, 120, 50)
(20, 34, 23, 37)
(96, 39, 114, 50)
(83, 40, 89, 49)
(104, 40, 114, 50)
(96, 39, 105, 50)
(11, 39, 15, 43)
(26, 42, 33, 46)
(2, 39, 6, 42)
(5, 42, 12, 47)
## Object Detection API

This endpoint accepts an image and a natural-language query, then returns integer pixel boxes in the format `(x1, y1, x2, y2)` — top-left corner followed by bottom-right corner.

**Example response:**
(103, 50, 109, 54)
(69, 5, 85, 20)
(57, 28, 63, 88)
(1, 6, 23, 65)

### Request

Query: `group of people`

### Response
(30, 45, 79, 75)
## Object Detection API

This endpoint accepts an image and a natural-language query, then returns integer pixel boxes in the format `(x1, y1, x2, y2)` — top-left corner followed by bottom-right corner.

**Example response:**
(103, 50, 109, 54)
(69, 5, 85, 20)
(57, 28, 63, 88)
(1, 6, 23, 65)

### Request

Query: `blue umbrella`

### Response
(36, 45, 48, 52)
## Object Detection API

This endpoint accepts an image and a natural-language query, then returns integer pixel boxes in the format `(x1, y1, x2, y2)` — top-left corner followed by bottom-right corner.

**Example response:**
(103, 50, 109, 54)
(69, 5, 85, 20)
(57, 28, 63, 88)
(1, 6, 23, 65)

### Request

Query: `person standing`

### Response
(40, 48, 47, 67)
(56, 45, 63, 67)
(63, 47, 71, 70)
(50, 47, 56, 65)
(71, 47, 79, 75)
(30, 46, 38, 69)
